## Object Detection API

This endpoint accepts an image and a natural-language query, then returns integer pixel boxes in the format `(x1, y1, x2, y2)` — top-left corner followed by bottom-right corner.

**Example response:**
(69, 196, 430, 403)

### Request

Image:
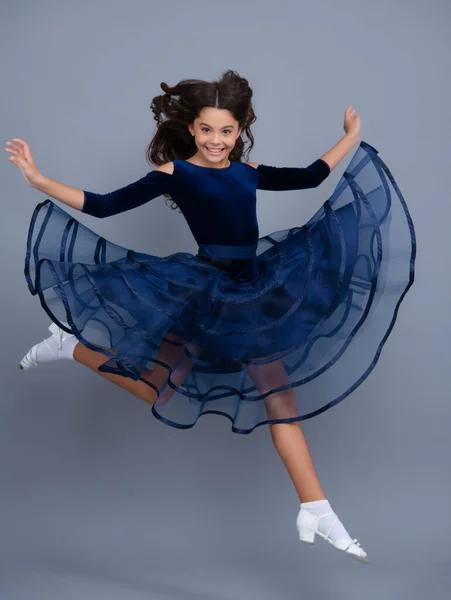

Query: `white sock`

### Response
(35, 331, 78, 362)
(301, 499, 354, 545)
(60, 334, 79, 360)
(20, 327, 78, 368)
(58, 322, 78, 360)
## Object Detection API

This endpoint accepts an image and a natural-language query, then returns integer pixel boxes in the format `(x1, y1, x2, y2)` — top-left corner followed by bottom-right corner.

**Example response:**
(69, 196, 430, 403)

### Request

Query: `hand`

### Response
(343, 105, 361, 138)
(5, 138, 42, 187)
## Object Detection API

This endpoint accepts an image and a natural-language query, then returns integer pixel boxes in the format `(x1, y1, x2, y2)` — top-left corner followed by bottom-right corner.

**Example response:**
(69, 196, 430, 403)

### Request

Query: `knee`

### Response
(136, 380, 158, 406)
(264, 390, 298, 420)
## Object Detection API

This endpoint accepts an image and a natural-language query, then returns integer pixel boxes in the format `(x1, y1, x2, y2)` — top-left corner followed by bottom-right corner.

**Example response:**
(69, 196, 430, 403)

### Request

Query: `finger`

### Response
(12, 139, 30, 152)
(4, 152, 20, 160)
(8, 147, 23, 158)
(6, 141, 22, 152)
(6, 148, 21, 159)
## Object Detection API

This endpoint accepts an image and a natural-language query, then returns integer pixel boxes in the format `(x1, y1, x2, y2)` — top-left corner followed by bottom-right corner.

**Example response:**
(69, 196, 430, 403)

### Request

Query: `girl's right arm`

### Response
(32, 173, 84, 211)
(5, 138, 84, 210)
(5, 138, 172, 217)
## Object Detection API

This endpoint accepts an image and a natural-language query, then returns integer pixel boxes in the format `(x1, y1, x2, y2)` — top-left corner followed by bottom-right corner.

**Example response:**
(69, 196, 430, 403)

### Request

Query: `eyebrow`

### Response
(199, 123, 235, 129)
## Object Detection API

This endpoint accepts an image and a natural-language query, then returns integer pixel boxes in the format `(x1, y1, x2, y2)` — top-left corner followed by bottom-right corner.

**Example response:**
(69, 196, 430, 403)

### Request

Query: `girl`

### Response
(5, 69, 416, 564)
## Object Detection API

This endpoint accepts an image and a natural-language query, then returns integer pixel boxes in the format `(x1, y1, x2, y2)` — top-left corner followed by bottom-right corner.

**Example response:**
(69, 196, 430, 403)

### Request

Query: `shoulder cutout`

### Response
(155, 161, 174, 175)
(245, 161, 260, 169)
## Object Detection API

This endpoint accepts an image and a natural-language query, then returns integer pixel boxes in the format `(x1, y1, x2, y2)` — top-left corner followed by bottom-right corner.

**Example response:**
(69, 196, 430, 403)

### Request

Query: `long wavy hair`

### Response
(146, 69, 257, 209)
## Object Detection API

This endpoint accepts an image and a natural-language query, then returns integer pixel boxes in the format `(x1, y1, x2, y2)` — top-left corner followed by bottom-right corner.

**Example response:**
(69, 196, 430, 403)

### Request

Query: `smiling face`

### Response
(187, 107, 243, 167)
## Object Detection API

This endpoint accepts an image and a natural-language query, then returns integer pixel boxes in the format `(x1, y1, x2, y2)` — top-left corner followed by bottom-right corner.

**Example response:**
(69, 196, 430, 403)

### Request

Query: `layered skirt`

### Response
(24, 141, 416, 434)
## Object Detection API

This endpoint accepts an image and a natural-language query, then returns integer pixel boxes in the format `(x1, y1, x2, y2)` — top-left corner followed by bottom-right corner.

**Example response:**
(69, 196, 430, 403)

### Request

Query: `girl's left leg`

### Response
(245, 359, 368, 562)
(268, 422, 326, 503)
(245, 359, 326, 503)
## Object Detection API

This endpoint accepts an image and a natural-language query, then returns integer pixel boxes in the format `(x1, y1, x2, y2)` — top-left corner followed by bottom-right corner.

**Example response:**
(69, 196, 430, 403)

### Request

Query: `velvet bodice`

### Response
(83, 158, 331, 257)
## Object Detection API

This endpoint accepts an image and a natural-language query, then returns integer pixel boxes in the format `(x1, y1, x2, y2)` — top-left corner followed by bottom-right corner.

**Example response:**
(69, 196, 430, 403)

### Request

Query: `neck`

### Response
(188, 152, 231, 169)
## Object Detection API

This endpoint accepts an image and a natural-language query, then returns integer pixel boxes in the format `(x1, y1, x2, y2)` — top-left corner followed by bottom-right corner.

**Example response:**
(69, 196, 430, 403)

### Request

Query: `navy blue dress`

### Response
(24, 141, 416, 434)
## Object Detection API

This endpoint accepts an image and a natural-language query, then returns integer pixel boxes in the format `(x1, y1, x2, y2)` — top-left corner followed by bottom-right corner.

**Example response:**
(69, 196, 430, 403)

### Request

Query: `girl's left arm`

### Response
(251, 105, 361, 191)
(320, 105, 361, 170)
(319, 132, 360, 171)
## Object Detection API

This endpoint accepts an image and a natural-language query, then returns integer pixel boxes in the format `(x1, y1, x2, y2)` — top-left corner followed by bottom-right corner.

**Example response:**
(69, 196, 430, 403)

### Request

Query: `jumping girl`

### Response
(5, 69, 416, 564)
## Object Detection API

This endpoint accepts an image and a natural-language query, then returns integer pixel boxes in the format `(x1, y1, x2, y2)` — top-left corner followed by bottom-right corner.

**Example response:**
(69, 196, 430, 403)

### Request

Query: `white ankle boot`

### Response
(19, 322, 76, 369)
(296, 506, 369, 563)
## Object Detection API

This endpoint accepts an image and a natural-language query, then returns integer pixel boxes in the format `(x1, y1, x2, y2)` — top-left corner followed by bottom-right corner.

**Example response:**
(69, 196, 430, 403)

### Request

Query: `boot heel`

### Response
(298, 528, 315, 544)
(296, 506, 318, 544)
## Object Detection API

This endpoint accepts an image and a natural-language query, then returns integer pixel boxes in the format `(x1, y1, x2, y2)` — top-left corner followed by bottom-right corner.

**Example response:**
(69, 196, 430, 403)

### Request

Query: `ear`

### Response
(188, 123, 195, 136)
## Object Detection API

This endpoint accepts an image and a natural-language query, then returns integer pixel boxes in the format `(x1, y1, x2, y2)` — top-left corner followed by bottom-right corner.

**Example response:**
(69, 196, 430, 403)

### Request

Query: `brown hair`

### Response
(146, 69, 257, 208)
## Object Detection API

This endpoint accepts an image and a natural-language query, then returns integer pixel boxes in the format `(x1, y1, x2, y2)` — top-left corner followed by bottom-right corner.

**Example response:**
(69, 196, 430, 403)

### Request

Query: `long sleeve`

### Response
(256, 159, 330, 191)
(82, 170, 172, 218)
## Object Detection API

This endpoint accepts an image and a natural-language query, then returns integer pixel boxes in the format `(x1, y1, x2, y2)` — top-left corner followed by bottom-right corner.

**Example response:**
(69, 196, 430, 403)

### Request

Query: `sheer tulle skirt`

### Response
(24, 141, 416, 434)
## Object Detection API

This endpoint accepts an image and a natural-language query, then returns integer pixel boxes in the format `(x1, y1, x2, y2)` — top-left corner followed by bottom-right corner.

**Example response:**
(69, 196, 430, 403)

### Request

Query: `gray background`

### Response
(1, 0, 450, 598)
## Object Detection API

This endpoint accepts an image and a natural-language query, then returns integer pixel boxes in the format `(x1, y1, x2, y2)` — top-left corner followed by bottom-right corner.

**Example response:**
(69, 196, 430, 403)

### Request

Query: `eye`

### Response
(200, 127, 232, 134)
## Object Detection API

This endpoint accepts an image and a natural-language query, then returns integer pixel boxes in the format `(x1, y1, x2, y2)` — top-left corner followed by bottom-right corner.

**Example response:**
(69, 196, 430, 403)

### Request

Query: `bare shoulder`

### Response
(245, 161, 260, 169)
(155, 161, 174, 175)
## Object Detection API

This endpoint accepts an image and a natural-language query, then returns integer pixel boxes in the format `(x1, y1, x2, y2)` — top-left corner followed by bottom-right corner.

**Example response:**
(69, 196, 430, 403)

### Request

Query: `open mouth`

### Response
(206, 147, 225, 155)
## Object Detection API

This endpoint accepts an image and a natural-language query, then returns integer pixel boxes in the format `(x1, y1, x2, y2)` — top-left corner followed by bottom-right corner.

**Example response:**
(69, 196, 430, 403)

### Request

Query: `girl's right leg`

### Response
(73, 332, 197, 407)
(73, 341, 157, 405)
(18, 324, 194, 407)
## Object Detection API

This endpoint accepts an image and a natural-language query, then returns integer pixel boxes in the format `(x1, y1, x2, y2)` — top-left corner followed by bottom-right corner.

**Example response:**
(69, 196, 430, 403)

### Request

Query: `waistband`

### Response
(197, 243, 257, 259)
